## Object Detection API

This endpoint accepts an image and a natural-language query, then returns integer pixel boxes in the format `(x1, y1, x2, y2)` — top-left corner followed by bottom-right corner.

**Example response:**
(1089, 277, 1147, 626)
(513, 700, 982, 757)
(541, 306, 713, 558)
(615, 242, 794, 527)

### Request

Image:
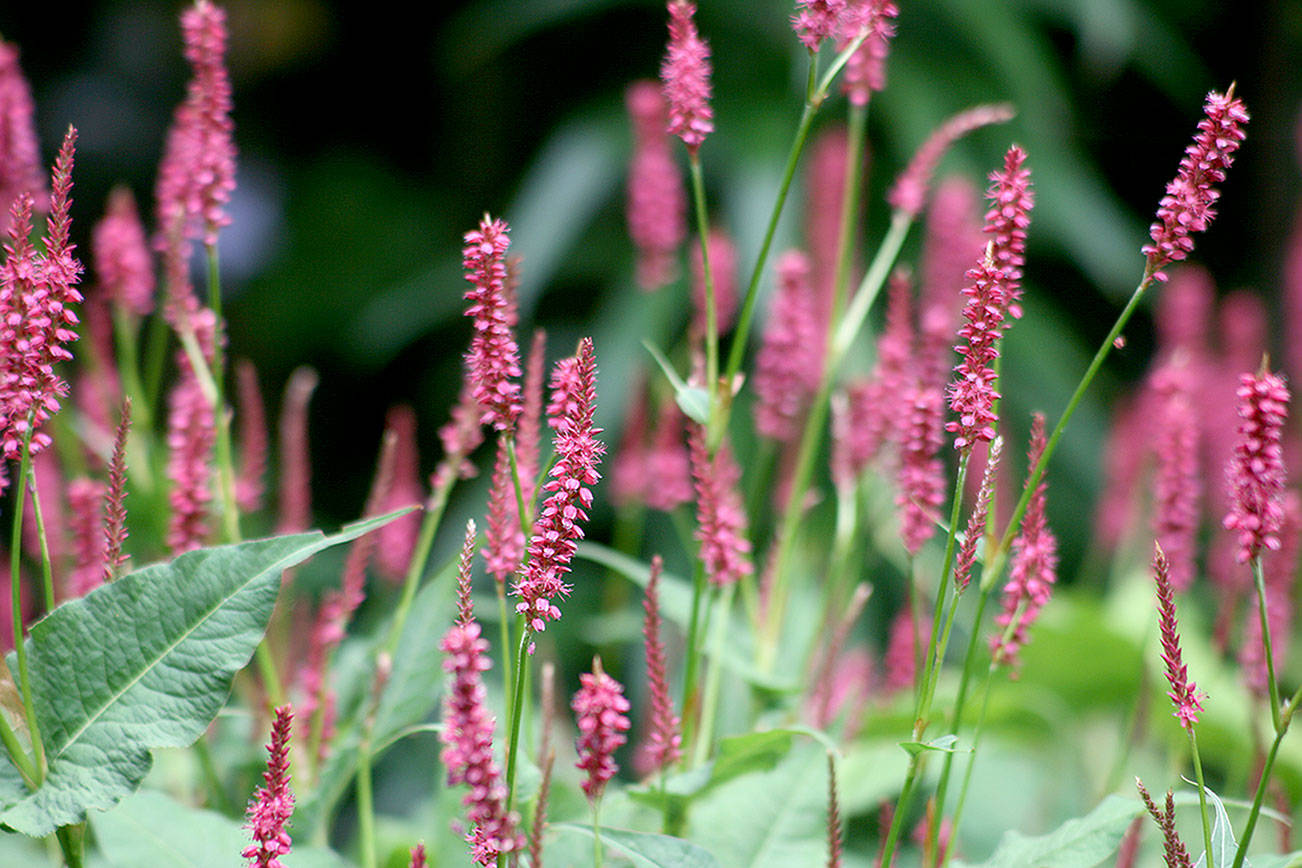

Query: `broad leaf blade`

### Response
(552, 823, 721, 868)
(0, 515, 395, 836)
(953, 794, 1140, 868)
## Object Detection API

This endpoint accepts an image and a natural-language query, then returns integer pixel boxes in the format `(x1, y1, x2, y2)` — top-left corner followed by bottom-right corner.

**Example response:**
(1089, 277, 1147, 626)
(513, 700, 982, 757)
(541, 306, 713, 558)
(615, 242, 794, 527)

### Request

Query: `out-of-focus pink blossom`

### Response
(688, 425, 752, 587)
(484, 437, 525, 586)
(436, 377, 486, 488)
(883, 606, 925, 696)
(375, 405, 423, 583)
(1151, 360, 1201, 591)
(0, 41, 45, 218)
(887, 104, 1014, 218)
(1224, 368, 1290, 564)
(235, 360, 268, 514)
(93, 186, 154, 317)
(277, 367, 318, 534)
(837, 0, 899, 106)
(895, 381, 945, 556)
(66, 477, 107, 600)
(646, 399, 693, 512)
(166, 361, 215, 556)
(691, 229, 738, 337)
(610, 386, 651, 508)
(805, 126, 860, 328)
(626, 81, 686, 290)
(661, 0, 714, 154)
(792, 0, 847, 52)
(754, 250, 822, 442)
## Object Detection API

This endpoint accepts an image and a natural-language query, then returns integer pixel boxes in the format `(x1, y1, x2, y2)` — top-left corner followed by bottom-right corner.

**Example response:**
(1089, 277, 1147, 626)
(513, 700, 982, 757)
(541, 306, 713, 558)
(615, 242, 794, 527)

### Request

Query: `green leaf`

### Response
(551, 823, 721, 868)
(93, 789, 350, 867)
(900, 734, 960, 757)
(953, 794, 1140, 868)
(1192, 786, 1237, 868)
(0, 514, 397, 837)
(642, 339, 709, 424)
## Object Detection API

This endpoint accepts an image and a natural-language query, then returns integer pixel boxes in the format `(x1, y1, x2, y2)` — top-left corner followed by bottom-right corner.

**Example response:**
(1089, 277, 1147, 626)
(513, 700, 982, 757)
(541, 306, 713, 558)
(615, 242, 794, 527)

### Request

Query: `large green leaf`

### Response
(0, 515, 396, 837)
(954, 794, 1140, 868)
(93, 789, 350, 867)
(551, 823, 721, 868)
(1192, 787, 1238, 868)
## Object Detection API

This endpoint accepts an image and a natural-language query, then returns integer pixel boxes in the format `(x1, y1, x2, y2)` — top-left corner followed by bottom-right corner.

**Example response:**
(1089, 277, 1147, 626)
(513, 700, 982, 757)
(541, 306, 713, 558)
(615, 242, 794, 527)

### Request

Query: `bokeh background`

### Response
(2, 0, 1301, 577)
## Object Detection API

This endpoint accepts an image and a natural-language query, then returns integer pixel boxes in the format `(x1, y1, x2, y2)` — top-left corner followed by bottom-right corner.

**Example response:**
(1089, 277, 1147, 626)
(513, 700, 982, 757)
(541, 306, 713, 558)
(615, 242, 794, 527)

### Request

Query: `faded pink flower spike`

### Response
(793, 0, 847, 53)
(376, 405, 423, 583)
(0, 41, 45, 218)
(573, 657, 632, 802)
(235, 360, 268, 514)
(610, 384, 651, 508)
(1224, 367, 1290, 564)
(626, 81, 686, 290)
(102, 399, 131, 582)
(920, 176, 982, 379)
(435, 376, 486, 488)
(483, 438, 524, 587)
(755, 250, 822, 442)
(463, 215, 523, 431)
(887, 104, 1015, 218)
(883, 605, 926, 696)
(1153, 543, 1204, 731)
(640, 555, 682, 771)
(661, 0, 714, 154)
(67, 478, 107, 600)
(165, 362, 216, 555)
(1151, 360, 1201, 592)
(517, 328, 547, 501)
(955, 436, 1002, 593)
(691, 228, 739, 337)
(837, 0, 899, 106)
(1143, 88, 1249, 282)
(277, 367, 318, 534)
(805, 126, 857, 326)
(992, 414, 1058, 668)
(896, 380, 945, 556)
(645, 398, 693, 512)
(984, 146, 1034, 319)
(93, 186, 155, 317)
(514, 339, 604, 635)
(243, 704, 295, 868)
(688, 425, 753, 587)
(440, 613, 523, 865)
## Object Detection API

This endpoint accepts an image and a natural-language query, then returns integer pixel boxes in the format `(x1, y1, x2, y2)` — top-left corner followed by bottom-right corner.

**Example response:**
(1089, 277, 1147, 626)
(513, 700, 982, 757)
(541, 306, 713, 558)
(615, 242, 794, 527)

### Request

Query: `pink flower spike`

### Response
(483, 437, 525, 587)
(895, 380, 945, 557)
(661, 0, 714, 154)
(92, 186, 155, 317)
(165, 365, 216, 556)
(1224, 367, 1289, 564)
(514, 339, 604, 635)
(1151, 360, 1201, 592)
(640, 555, 682, 772)
(456, 519, 478, 626)
(1143, 88, 1249, 281)
(277, 367, 318, 534)
(375, 405, 423, 583)
(1153, 544, 1204, 731)
(243, 704, 295, 868)
(945, 245, 1006, 452)
(792, 0, 848, 53)
(67, 478, 108, 600)
(688, 425, 753, 587)
(0, 41, 45, 218)
(407, 843, 426, 868)
(645, 399, 693, 512)
(883, 605, 926, 696)
(436, 376, 486, 487)
(984, 145, 1034, 319)
(462, 215, 523, 431)
(235, 360, 268, 514)
(754, 250, 823, 442)
(887, 104, 1015, 218)
(626, 81, 686, 290)
(954, 436, 1002, 593)
(691, 228, 739, 338)
(572, 657, 632, 802)
(102, 399, 131, 582)
(837, 0, 899, 106)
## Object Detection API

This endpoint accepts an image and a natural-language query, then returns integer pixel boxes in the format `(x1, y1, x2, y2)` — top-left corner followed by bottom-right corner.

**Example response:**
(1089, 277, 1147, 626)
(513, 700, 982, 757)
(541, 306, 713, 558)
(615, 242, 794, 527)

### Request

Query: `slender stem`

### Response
(355, 732, 377, 868)
(502, 622, 533, 819)
(112, 307, 151, 432)
(497, 583, 514, 711)
(10, 420, 45, 781)
(830, 103, 868, 326)
(943, 664, 996, 868)
(679, 561, 708, 764)
(878, 755, 922, 868)
(192, 735, 231, 815)
(204, 245, 241, 545)
(27, 477, 57, 614)
(592, 796, 604, 868)
(693, 584, 732, 767)
(142, 305, 170, 415)
(1230, 683, 1300, 868)
(688, 155, 719, 438)
(915, 456, 971, 734)
(1188, 728, 1214, 865)
(385, 474, 455, 659)
(1252, 556, 1282, 732)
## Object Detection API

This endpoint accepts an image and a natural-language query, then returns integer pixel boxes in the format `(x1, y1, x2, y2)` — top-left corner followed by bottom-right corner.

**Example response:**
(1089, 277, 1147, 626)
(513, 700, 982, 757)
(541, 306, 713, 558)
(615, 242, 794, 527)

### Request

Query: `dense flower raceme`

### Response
(1143, 88, 1249, 281)
(640, 555, 682, 772)
(0, 41, 45, 218)
(661, 0, 713, 153)
(954, 435, 1002, 593)
(1151, 359, 1202, 592)
(792, 0, 847, 52)
(754, 250, 823, 442)
(92, 186, 155, 317)
(983, 146, 1034, 318)
(1153, 544, 1204, 731)
(165, 310, 218, 555)
(462, 215, 523, 431)
(243, 704, 295, 868)
(514, 338, 604, 635)
(573, 658, 632, 802)
(895, 380, 945, 557)
(626, 80, 686, 290)
(837, 0, 899, 106)
(1224, 368, 1290, 564)
(1137, 780, 1196, 868)
(887, 104, 1015, 218)
(688, 424, 753, 587)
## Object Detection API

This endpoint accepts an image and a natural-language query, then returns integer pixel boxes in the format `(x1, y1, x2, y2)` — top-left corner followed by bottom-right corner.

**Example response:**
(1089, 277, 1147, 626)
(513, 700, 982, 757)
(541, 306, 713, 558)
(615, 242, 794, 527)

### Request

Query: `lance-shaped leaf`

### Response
(0, 513, 402, 837)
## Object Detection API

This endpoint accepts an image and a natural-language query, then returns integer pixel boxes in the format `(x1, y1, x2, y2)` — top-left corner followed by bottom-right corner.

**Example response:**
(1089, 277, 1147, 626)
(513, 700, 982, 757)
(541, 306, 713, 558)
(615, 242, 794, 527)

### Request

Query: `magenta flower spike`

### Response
(243, 704, 295, 868)
(645, 398, 693, 512)
(954, 436, 1002, 593)
(887, 104, 1015, 218)
(1143, 88, 1249, 282)
(92, 186, 155, 317)
(407, 843, 426, 868)
(435, 376, 486, 488)
(0, 41, 45, 219)
(462, 215, 523, 431)
(660, 0, 714, 154)
(895, 380, 945, 556)
(805, 126, 856, 322)
(792, 0, 847, 53)
(483, 437, 525, 586)
(165, 361, 216, 556)
(102, 399, 131, 582)
(626, 81, 686, 290)
(984, 145, 1034, 318)
(1224, 367, 1290, 564)
(375, 405, 423, 583)
(276, 367, 318, 534)
(640, 555, 682, 772)
(754, 250, 823, 442)
(688, 424, 753, 587)
(514, 338, 604, 635)
(1153, 544, 1204, 731)
(573, 657, 632, 802)
(837, 0, 899, 106)
(1151, 360, 1201, 592)
(992, 414, 1058, 668)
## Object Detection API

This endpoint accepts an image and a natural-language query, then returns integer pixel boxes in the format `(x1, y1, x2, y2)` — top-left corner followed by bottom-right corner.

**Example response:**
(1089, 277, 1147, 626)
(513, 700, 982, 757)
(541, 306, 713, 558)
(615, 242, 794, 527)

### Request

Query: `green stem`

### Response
(502, 622, 533, 819)
(142, 305, 170, 416)
(385, 472, 455, 658)
(592, 796, 604, 868)
(693, 584, 732, 767)
(830, 102, 868, 326)
(356, 733, 377, 868)
(878, 755, 922, 868)
(112, 307, 151, 433)
(679, 561, 708, 764)
(27, 476, 58, 614)
(192, 735, 231, 815)
(204, 245, 241, 545)
(1189, 728, 1214, 865)
(55, 824, 85, 868)
(1252, 556, 1282, 732)
(10, 420, 45, 782)
(943, 664, 997, 868)
(1230, 683, 1299, 868)
(688, 155, 719, 440)
(497, 582, 513, 710)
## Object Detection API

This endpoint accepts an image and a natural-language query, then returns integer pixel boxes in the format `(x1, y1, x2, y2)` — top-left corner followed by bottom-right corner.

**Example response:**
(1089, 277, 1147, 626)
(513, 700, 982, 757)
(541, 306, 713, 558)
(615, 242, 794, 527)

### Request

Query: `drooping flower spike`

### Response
(661, 0, 714, 154)
(887, 104, 1015, 218)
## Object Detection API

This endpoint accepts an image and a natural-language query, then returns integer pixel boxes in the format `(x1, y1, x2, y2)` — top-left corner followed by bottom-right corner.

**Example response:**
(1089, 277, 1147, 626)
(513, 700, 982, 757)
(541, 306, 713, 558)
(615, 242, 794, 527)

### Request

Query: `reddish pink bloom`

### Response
(243, 704, 295, 868)
(67, 477, 107, 600)
(0, 41, 45, 218)
(896, 381, 945, 556)
(102, 399, 131, 582)
(837, 0, 899, 106)
(73, 299, 119, 448)
(23, 451, 67, 579)
(235, 359, 268, 514)
(1224, 368, 1289, 563)
(983, 146, 1034, 318)
(660, 0, 713, 154)
(376, 405, 423, 583)
(992, 415, 1057, 668)
(688, 426, 752, 587)
(691, 228, 738, 337)
(883, 606, 925, 696)
(1155, 266, 1214, 360)
(755, 250, 823, 442)
(610, 386, 651, 508)
(793, 0, 848, 52)
(484, 437, 525, 586)
(436, 376, 486, 488)
(515, 339, 604, 634)
(407, 843, 426, 868)
(1151, 360, 1201, 591)
(645, 399, 693, 512)
(640, 556, 682, 771)
(1153, 544, 1204, 730)
(954, 435, 1001, 593)
(1143, 89, 1249, 281)
(887, 104, 1015, 218)
(276, 367, 318, 534)
(572, 658, 632, 802)
(440, 616, 523, 865)
(1240, 492, 1299, 696)
(462, 216, 523, 431)
(455, 519, 477, 626)
(166, 362, 215, 556)
(626, 81, 686, 290)
(805, 126, 859, 326)
(92, 186, 154, 317)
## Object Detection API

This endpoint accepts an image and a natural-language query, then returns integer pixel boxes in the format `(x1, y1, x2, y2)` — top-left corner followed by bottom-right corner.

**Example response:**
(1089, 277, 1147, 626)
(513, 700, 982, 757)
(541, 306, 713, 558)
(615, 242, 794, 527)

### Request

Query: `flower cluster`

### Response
(984, 146, 1033, 318)
(462, 215, 523, 431)
(661, 0, 714, 153)
(639, 556, 682, 772)
(92, 186, 154, 317)
(837, 0, 899, 105)
(792, 0, 847, 52)
(1224, 368, 1289, 564)
(0, 41, 45, 218)
(572, 659, 632, 802)
(243, 705, 295, 868)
